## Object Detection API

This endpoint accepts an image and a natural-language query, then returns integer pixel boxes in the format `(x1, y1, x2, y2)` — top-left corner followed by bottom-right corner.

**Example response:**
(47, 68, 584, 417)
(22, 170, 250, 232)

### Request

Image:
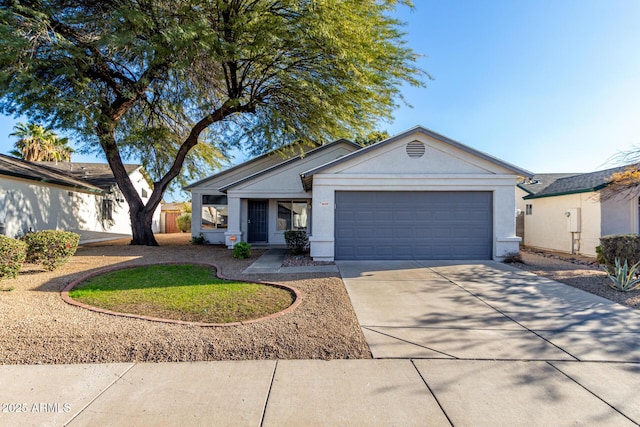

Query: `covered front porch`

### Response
(223, 197, 311, 248)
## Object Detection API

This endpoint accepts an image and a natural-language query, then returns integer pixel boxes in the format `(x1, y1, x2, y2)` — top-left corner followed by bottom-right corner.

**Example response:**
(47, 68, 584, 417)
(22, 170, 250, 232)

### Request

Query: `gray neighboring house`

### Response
(187, 126, 532, 261)
(516, 165, 638, 256)
(0, 155, 159, 238)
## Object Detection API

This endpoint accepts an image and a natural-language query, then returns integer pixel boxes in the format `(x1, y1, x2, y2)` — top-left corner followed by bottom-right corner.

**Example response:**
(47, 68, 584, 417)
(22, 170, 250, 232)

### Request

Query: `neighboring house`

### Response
(518, 165, 638, 256)
(515, 173, 578, 241)
(0, 155, 159, 237)
(186, 126, 531, 261)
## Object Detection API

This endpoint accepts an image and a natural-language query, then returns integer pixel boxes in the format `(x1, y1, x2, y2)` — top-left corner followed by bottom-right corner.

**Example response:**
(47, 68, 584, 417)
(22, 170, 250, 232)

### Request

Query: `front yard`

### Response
(0, 234, 371, 364)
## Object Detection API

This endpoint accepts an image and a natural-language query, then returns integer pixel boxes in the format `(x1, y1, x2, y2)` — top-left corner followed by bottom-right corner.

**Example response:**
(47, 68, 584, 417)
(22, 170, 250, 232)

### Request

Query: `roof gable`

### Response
(183, 140, 322, 191)
(0, 155, 104, 194)
(523, 165, 631, 199)
(301, 126, 532, 190)
(220, 139, 361, 192)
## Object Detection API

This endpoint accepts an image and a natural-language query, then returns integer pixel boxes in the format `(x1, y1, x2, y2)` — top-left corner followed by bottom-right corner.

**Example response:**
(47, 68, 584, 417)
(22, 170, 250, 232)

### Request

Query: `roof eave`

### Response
(523, 186, 603, 200)
(0, 171, 106, 195)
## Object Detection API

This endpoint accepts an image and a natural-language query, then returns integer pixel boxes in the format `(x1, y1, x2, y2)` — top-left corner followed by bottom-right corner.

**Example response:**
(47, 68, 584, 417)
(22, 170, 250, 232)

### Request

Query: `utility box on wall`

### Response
(566, 208, 581, 232)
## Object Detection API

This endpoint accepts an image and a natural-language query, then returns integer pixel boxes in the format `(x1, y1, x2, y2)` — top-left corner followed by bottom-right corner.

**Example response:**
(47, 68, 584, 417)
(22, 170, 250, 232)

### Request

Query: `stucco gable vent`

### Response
(406, 140, 426, 158)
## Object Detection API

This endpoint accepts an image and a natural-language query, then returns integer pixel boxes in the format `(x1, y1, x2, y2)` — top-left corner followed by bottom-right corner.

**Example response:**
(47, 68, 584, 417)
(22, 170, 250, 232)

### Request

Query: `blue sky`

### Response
(1, 0, 639, 179)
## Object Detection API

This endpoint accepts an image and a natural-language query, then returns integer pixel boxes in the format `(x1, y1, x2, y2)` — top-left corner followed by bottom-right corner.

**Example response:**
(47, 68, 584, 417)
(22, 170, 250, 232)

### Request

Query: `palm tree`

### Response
(9, 122, 74, 161)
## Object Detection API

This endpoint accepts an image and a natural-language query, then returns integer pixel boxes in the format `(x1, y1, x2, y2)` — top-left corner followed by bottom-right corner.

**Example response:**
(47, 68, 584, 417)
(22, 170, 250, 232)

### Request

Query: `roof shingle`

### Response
(522, 165, 632, 199)
(0, 154, 105, 194)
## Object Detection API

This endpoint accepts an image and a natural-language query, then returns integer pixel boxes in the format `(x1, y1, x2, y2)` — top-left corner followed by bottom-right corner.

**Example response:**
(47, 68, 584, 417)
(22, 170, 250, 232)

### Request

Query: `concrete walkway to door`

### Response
(337, 260, 640, 361)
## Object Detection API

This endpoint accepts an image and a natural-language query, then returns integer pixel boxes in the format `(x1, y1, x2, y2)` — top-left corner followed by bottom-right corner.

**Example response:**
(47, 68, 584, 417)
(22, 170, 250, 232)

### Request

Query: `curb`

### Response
(60, 262, 303, 327)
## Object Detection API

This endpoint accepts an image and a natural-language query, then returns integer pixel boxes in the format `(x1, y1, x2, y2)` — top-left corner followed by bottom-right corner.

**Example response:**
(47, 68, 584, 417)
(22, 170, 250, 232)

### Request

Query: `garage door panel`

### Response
(335, 191, 492, 260)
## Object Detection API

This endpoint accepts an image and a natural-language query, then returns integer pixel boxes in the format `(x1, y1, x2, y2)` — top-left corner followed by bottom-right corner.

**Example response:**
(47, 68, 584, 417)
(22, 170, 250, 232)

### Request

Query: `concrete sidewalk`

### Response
(0, 359, 638, 426)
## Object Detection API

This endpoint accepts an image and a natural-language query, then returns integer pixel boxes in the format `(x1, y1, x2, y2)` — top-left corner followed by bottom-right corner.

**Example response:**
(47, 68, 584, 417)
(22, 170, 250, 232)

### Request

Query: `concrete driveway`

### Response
(338, 260, 640, 362)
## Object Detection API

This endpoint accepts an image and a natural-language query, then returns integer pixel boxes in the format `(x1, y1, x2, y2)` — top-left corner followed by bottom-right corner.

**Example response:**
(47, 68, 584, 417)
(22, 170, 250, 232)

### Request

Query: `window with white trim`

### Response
(201, 195, 228, 229)
(277, 201, 310, 231)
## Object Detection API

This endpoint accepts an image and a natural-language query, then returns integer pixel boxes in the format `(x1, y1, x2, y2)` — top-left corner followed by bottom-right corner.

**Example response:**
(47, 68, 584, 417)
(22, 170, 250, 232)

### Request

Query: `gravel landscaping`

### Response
(0, 234, 370, 364)
(515, 247, 640, 310)
(1, 235, 637, 365)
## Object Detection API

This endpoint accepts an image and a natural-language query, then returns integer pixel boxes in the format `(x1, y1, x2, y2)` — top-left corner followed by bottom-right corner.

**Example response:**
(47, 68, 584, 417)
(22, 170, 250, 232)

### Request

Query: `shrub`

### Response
(284, 230, 309, 255)
(595, 245, 606, 265)
(599, 234, 640, 268)
(190, 233, 206, 245)
(22, 230, 80, 271)
(233, 241, 251, 259)
(604, 258, 640, 292)
(176, 213, 191, 233)
(0, 235, 27, 281)
(502, 252, 523, 264)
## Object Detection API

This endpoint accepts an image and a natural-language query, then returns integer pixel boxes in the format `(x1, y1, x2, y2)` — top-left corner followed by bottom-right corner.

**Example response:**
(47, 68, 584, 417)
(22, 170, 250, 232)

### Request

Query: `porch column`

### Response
(309, 182, 335, 261)
(494, 184, 521, 259)
(224, 195, 243, 248)
(190, 191, 202, 237)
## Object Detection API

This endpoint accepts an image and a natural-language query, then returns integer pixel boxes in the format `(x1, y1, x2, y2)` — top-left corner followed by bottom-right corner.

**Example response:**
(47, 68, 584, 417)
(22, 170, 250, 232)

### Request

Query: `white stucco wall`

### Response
(523, 193, 602, 256)
(601, 193, 639, 236)
(0, 171, 159, 238)
(1, 176, 85, 237)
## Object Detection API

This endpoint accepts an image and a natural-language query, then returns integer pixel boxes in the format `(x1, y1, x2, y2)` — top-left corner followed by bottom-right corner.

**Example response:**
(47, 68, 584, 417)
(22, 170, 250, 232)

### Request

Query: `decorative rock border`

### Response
(60, 262, 302, 327)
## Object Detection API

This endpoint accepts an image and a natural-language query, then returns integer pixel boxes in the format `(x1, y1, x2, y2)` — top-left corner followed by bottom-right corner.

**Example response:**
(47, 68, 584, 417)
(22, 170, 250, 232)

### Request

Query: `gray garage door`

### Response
(335, 191, 493, 260)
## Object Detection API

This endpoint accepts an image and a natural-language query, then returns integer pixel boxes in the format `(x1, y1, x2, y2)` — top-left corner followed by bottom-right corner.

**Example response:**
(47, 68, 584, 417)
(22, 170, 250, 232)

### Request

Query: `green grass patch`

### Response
(68, 264, 294, 323)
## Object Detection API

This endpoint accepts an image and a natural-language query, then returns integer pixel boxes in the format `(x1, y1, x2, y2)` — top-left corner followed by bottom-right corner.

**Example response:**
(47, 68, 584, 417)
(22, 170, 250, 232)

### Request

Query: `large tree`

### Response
(0, 0, 424, 245)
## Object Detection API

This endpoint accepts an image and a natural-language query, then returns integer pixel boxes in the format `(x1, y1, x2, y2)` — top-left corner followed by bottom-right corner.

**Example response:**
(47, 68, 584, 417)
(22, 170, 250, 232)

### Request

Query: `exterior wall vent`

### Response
(406, 140, 426, 158)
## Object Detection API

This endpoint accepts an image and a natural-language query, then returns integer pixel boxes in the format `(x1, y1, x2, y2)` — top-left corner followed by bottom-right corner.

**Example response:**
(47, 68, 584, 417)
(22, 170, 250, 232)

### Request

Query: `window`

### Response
(277, 201, 309, 231)
(525, 204, 532, 215)
(141, 189, 148, 198)
(101, 199, 114, 221)
(201, 195, 228, 229)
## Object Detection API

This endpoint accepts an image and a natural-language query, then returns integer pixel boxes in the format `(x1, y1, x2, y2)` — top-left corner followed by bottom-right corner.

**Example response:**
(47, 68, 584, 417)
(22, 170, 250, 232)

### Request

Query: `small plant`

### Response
(595, 245, 606, 265)
(604, 258, 640, 292)
(190, 233, 206, 245)
(233, 241, 251, 259)
(502, 252, 523, 264)
(176, 213, 192, 233)
(22, 230, 80, 271)
(0, 235, 27, 281)
(284, 230, 309, 255)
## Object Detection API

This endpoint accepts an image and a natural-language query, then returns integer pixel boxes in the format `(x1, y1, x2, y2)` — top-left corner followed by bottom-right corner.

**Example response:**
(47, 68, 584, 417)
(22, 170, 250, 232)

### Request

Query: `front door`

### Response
(248, 200, 268, 243)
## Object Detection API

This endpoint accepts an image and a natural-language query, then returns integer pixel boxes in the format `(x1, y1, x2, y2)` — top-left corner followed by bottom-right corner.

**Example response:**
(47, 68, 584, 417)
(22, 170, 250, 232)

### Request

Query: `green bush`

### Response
(176, 213, 191, 233)
(284, 230, 308, 255)
(22, 230, 80, 271)
(599, 234, 640, 268)
(595, 245, 606, 265)
(190, 233, 206, 245)
(502, 252, 523, 264)
(0, 235, 27, 281)
(233, 241, 251, 259)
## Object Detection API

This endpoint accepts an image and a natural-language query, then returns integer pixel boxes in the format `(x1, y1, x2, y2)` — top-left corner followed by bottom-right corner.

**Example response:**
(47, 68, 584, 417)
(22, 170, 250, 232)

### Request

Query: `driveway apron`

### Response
(337, 260, 640, 362)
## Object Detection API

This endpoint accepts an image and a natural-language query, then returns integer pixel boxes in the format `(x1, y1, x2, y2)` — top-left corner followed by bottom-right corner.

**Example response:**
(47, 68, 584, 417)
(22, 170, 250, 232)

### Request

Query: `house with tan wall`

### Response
(518, 166, 639, 256)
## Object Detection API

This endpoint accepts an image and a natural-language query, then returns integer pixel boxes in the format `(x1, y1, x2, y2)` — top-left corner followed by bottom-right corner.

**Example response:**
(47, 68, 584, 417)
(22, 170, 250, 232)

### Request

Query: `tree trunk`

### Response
(130, 207, 158, 246)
